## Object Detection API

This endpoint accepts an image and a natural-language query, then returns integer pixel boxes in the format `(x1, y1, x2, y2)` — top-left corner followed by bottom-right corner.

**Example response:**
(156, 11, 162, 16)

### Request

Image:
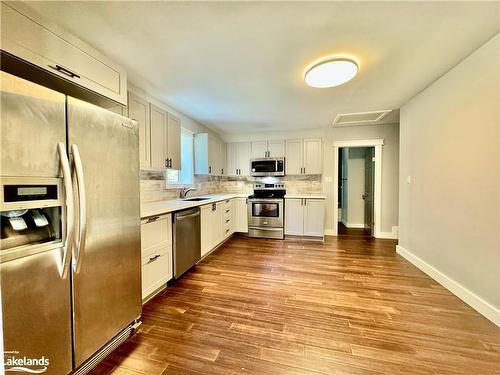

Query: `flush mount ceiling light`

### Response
(304, 57, 358, 88)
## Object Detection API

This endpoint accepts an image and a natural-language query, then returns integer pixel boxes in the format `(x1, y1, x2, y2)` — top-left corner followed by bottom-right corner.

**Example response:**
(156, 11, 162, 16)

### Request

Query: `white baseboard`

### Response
(396, 245, 500, 327)
(346, 223, 365, 229)
(376, 231, 398, 239)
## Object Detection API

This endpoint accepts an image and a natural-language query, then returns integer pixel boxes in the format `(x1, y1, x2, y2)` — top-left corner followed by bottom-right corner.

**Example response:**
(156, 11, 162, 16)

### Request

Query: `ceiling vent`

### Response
(332, 110, 392, 126)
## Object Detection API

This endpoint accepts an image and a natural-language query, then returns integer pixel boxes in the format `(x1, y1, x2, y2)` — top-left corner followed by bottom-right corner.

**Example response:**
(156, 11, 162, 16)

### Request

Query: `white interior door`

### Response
(364, 147, 375, 236)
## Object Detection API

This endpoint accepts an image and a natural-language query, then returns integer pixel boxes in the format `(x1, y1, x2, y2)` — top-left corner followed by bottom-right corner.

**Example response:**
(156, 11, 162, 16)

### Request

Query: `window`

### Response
(166, 129, 194, 186)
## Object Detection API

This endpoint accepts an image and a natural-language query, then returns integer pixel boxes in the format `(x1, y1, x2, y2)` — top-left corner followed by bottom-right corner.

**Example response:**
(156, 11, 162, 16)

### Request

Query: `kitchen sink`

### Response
(183, 197, 211, 201)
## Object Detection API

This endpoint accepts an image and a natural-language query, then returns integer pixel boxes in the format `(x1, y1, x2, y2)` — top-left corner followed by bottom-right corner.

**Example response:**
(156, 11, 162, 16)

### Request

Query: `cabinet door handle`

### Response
(303, 167, 306, 174)
(221, 168, 224, 175)
(168, 158, 172, 168)
(147, 254, 161, 264)
(226, 219, 230, 223)
(146, 216, 160, 223)
(209, 166, 211, 174)
(165, 159, 169, 168)
(304, 199, 307, 206)
(49, 64, 81, 79)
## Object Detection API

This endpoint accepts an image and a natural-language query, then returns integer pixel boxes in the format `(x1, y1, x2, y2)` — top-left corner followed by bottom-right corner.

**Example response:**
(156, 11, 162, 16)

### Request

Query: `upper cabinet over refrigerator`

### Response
(1, 2, 128, 105)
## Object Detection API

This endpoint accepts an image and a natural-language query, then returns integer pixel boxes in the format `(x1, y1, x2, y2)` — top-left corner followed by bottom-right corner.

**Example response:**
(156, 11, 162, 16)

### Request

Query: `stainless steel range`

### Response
(247, 183, 286, 239)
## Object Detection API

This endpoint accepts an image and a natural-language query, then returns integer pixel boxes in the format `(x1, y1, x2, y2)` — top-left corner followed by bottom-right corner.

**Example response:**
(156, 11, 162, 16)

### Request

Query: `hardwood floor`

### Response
(91, 234, 500, 375)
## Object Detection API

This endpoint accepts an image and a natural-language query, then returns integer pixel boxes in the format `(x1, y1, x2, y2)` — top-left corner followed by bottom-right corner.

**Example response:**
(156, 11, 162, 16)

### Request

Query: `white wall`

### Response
(128, 83, 220, 137)
(323, 124, 400, 235)
(399, 33, 500, 324)
(346, 147, 367, 227)
(224, 123, 399, 236)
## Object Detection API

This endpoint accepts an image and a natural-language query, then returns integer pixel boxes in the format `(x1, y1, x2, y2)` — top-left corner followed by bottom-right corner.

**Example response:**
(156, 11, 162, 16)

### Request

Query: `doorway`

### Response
(338, 147, 375, 237)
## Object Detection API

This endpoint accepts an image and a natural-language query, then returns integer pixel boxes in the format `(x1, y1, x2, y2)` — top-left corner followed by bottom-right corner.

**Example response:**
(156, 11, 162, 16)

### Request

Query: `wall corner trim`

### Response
(396, 245, 500, 327)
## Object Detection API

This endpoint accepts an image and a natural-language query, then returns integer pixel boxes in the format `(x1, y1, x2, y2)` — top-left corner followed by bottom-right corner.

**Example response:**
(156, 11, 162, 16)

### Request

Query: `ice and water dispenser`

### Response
(1, 178, 62, 252)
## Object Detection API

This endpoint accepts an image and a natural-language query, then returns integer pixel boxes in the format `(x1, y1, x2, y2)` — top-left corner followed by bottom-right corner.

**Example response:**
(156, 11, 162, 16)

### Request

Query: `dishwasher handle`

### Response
(174, 207, 200, 221)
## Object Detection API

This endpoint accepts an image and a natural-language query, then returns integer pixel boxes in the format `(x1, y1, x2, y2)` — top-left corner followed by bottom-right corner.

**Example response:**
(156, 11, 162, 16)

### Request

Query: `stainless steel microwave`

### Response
(250, 158, 285, 177)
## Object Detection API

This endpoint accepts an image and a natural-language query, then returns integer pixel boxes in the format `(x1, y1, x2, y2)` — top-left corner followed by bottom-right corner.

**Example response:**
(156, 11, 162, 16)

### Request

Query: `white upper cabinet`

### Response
(220, 142, 227, 176)
(267, 140, 285, 157)
(251, 141, 268, 158)
(1, 2, 127, 105)
(237, 142, 251, 176)
(226, 142, 251, 176)
(251, 140, 285, 158)
(303, 138, 322, 175)
(150, 104, 168, 170)
(128, 93, 150, 168)
(132, 95, 181, 171)
(167, 114, 181, 170)
(285, 139, 304, 175)
(194, 133, 224, 175)
(226, 143, 239, 177)
(285, 138, 322, 175)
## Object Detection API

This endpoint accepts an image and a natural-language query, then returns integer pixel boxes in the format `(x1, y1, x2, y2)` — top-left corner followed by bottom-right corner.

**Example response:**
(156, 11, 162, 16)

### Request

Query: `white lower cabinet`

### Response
(233, 198, 248, 233)
(200, 205, 213, 257)
(303, 199, 325, 236)
(141, 249, 171, 301)
(201, 199, 236, 257)
(140, 214, 173, 301)
(285, 198, 325, 238)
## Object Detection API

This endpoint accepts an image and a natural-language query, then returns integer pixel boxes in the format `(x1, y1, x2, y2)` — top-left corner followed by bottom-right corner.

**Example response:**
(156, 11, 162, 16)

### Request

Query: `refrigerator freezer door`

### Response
(1, 248, 72, 375)
(0, 71, 66, 178)
(67, 97, 141, 367)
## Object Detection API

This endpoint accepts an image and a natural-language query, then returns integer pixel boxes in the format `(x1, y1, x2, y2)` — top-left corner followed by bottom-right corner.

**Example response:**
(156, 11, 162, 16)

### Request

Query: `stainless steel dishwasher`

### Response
(173, 207, 201, 278)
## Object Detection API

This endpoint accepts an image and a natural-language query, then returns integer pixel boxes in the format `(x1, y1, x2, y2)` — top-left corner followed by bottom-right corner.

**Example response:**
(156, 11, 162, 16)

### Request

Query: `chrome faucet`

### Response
(180, 187, 197, 199)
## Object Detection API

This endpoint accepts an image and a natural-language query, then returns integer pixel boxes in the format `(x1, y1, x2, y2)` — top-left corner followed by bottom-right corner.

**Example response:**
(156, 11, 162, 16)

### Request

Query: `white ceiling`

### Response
(25, 1, 500, 135)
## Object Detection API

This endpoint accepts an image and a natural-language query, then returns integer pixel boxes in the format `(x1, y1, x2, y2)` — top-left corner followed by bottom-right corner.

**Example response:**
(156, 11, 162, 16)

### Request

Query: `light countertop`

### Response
(284, 194, 326, 199)
(141, 193, 249, 218)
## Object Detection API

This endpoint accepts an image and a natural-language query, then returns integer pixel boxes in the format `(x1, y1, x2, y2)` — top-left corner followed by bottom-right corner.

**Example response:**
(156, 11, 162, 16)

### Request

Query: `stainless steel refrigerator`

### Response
(0, 71, 142, 374)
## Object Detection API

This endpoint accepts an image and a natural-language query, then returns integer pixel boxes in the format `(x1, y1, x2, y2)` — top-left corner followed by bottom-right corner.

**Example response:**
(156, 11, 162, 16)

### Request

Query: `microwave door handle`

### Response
(58, 143, 75, 279)
(71, 144, 87, 274)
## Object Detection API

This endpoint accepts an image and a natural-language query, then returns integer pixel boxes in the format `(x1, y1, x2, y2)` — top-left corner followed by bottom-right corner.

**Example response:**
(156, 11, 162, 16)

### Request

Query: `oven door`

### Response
(247, 199, 283, 227)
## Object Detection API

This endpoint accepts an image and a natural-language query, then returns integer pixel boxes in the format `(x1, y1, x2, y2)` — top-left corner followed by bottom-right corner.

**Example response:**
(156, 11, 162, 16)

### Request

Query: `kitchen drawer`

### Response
(223, 226, 232, 238)
(141, 214, 172, 257)
(1, 3, 127, 105)
(141, 247, 172, 301)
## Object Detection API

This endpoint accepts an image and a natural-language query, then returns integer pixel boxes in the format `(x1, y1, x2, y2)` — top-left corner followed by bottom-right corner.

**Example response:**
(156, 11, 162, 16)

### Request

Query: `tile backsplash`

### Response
(140, 170, 322, 203)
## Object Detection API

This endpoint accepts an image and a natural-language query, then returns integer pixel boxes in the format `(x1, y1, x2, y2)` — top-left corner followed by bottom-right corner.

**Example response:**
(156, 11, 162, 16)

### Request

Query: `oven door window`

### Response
(251, 160, 276, 173)
(252, 202, 279, 217)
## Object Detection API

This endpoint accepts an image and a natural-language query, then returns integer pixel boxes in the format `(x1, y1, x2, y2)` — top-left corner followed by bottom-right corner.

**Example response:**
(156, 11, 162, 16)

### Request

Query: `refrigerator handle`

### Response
(71, 144, 87, 274)
(58, 143, 75, 279)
